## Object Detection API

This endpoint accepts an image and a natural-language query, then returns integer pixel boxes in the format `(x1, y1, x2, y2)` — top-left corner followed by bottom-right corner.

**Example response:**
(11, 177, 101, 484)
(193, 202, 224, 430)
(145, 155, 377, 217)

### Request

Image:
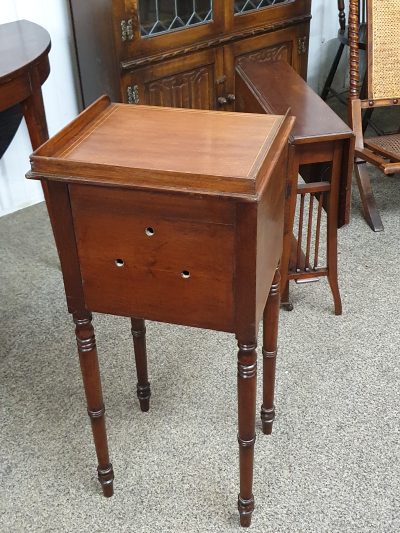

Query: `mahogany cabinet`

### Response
(69, 0, 311, 109)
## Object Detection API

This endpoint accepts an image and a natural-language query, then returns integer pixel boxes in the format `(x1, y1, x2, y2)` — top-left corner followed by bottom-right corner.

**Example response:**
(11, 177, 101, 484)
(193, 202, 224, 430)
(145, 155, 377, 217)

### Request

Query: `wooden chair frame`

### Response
(349, 0, 400, 231)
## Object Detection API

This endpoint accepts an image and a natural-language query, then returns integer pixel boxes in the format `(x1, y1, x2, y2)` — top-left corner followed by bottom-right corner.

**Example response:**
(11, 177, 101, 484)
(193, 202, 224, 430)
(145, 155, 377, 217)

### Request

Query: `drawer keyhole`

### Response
(115, 258, 125, 267)
(181, 270, 190, 279)
(145, 227, 155, 236)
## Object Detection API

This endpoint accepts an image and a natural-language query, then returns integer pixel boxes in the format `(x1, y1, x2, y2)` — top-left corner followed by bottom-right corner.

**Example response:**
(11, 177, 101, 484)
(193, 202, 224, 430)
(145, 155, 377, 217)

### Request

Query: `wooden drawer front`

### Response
(70, 185, 235, 332)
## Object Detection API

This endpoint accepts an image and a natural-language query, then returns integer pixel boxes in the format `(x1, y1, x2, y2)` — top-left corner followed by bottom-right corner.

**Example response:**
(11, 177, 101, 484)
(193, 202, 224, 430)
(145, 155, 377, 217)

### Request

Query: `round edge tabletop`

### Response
(0, 19, 51, 81)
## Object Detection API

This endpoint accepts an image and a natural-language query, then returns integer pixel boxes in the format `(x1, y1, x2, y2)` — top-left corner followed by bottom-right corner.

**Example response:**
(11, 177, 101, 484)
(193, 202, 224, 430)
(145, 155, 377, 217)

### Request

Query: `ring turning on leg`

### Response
(237, 340, 257, 527)
(131, 318, 151, 412)
(74, 312, 114, 497)
(261, 268, 281, 435)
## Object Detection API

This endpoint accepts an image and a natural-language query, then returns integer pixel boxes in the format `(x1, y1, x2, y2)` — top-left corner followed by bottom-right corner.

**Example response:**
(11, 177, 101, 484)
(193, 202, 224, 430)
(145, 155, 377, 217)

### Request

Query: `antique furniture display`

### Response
(27, 96, 294, 527)
(68, 0, 311, 109)
(349, 0, 400, 232)
(236, 59, 355, 315)
(0, 20, 50, 153)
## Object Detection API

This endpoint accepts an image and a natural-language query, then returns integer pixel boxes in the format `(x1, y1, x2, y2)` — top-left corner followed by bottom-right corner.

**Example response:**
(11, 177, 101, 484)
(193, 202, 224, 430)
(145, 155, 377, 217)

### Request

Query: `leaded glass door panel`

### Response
(228, 0, 311, 34)
(139, 0, 213, 37)
(234, 0, 291, 15)
(121, 0, 225, 58)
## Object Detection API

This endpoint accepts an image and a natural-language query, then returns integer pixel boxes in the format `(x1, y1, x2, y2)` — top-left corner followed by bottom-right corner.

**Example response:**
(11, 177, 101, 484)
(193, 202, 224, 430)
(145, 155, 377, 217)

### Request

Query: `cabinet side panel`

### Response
(69, 0, 121, 107)
(255, 145, 288, 323)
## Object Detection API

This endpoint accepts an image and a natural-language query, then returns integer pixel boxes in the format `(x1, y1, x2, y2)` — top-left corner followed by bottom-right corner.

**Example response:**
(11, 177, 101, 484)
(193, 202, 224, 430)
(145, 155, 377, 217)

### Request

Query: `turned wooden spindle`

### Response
(261, 268, 280, 435)
(338, 0, 346, 33)
(130, 318, 151, 412)
(313, 192, 324, 270)
(74, 312, 114, 497)
(237, 340, 257, 528)
(349, 0, 360, 100)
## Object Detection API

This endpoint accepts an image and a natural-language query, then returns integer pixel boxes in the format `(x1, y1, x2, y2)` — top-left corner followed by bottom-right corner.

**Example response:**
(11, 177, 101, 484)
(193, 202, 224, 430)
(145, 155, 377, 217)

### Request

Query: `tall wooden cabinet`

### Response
(69, 0, 311, 110)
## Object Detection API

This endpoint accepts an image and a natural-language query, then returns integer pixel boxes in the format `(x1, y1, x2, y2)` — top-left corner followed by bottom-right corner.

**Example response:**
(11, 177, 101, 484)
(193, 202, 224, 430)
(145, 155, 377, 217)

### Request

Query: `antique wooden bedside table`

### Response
(27, 97, 293, 527)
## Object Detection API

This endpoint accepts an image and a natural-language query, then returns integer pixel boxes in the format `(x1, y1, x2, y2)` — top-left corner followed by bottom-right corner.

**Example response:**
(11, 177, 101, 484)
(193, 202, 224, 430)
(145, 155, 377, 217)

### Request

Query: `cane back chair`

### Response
(349, 0, 400, 231)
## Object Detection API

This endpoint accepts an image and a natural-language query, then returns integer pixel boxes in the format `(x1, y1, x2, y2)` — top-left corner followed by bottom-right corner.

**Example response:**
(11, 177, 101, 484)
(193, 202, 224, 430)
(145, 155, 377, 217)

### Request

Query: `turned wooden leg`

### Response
(261, 268, 280, 435)
(237, 339, 257, 527)
(130, 318, 151, 412)
(74, 312, 114, 497)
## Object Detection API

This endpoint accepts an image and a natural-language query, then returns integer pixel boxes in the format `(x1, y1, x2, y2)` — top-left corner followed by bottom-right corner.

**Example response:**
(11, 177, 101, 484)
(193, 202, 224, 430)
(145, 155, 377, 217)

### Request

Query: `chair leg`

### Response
(321, 43, 345, 101)
(355, 161, 384, 232)
(261, 268, 281, 435)
(131, 318, 151, 412)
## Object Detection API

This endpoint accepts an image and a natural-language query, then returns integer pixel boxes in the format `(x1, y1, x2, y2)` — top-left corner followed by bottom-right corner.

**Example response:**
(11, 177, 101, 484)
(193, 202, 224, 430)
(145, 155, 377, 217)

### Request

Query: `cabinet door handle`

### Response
(227, 94, 236, 103)
(217, 96, 228, 106)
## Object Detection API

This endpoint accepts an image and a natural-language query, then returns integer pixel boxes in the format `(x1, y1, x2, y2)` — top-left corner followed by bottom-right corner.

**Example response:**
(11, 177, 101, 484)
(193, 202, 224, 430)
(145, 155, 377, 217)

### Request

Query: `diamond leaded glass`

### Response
(139, 0, 213, 38)
(234, 0, 291, 15)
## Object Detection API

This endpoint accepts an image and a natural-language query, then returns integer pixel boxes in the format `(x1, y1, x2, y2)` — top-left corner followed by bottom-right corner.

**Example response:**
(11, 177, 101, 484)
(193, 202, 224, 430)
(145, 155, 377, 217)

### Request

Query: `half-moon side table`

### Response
(28, 97, 294, 527)
(0, 20, 51, 150)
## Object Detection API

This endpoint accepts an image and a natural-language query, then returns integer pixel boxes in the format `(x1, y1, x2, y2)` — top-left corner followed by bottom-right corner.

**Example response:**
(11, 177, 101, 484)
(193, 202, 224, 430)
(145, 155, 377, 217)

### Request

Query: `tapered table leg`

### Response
(74, 312, 114, 497)
(261, 268, 280, 435)
(131, 318, 151, 412)
(237, 339, 257, 527)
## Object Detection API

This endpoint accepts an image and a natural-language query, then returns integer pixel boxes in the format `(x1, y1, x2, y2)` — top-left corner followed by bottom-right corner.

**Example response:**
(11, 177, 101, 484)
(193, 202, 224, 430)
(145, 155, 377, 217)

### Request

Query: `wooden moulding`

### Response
(27, 95, 293, 200)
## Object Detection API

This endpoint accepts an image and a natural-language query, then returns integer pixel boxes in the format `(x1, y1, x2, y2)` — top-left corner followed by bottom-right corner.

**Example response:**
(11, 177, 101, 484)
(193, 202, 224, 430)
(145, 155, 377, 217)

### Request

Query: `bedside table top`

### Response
(29, 96, 292, 198)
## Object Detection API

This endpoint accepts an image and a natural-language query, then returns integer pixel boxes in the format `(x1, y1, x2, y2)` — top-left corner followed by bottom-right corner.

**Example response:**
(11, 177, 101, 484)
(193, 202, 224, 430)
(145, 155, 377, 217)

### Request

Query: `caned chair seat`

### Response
(365, 135, 400, 160)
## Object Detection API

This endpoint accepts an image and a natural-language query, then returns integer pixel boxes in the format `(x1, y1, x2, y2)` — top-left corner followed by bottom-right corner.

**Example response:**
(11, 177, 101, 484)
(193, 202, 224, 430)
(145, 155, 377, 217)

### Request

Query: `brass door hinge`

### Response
(127, 85, 140, 104)
(298, 36, 308, 55)
(121, 19, 134, 41)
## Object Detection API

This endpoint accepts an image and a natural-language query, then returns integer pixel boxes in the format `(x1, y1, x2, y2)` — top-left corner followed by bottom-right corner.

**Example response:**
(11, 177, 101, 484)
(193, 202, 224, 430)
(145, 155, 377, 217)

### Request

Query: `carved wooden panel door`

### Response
(221, 24, 310, 111)
(122, 48, 223, 109)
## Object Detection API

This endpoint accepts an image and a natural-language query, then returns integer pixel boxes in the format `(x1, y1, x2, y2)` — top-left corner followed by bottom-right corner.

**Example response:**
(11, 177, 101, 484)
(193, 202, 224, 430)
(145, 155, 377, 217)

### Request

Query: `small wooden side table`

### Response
(236, 60, 355, 315)
(28, 97, 293, 527)
(0, 20, 51, 150)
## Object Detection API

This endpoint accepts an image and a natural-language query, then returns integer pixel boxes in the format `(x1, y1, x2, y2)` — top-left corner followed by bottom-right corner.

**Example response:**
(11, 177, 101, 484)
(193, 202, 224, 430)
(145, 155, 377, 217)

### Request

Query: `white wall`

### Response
(0, 0, 80, 217)
(308, 0, 348, 93)
(0, 0, 348, 217)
